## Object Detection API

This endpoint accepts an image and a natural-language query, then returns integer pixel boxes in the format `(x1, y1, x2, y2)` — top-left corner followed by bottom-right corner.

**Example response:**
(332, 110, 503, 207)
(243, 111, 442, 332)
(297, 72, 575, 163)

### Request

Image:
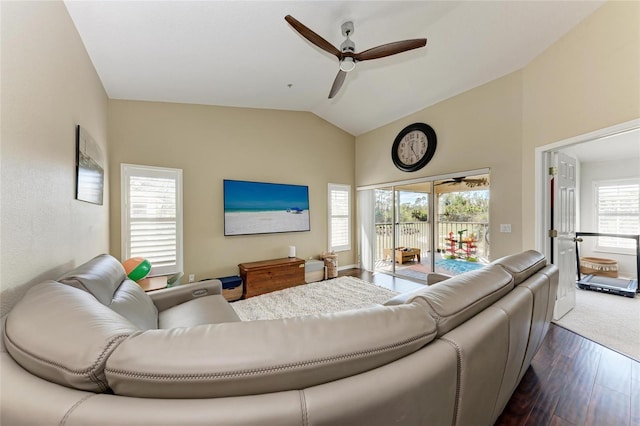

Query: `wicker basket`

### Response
(322, 252, 338, 279)
(579, 257, 618, 278)
(218, 276, 243, 301)
(222, 285, 243, 301)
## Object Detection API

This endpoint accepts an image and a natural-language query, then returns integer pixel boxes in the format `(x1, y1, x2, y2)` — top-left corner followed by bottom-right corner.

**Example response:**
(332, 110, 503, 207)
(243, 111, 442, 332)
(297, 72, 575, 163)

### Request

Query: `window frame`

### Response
(593, 178, 640, 255)
(328, 183, 351, 253)
(121, 163, 184, 276)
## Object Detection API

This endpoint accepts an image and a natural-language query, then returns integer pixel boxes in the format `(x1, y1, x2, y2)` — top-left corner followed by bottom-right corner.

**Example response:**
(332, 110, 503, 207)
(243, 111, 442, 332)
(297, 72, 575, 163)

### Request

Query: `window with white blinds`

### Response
(328, 183, 351, 252)
(121, 164, 183, 276)
(595, 179, 640, 252)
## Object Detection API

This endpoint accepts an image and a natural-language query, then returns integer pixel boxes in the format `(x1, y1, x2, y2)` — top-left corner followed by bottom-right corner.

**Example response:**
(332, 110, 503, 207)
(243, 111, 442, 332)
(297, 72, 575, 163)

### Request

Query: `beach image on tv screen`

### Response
(224, 180, 310, 236)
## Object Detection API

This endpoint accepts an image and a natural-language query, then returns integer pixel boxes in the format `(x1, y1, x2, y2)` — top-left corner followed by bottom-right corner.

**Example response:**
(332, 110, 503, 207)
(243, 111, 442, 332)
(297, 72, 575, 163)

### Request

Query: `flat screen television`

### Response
(224, 179, 310, 236)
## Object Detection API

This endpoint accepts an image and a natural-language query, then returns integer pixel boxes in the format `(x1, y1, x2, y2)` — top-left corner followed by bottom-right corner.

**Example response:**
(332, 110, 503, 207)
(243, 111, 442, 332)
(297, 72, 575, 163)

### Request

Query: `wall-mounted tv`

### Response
(224, 179, 310, 236)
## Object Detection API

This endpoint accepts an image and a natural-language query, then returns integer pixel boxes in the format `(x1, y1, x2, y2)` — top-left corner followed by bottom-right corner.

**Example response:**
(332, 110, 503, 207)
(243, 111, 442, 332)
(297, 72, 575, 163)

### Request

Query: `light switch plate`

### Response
(500, 224, 512, 233)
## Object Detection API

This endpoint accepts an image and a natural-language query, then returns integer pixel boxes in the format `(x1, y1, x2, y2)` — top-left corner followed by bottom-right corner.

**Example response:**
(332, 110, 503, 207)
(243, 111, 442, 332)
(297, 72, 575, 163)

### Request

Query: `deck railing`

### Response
(375, 221, 489, 260)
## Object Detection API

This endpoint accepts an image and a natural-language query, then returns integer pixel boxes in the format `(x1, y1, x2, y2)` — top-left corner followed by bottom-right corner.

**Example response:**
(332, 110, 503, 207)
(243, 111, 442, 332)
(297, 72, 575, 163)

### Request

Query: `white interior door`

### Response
(551, 151, 578, 320)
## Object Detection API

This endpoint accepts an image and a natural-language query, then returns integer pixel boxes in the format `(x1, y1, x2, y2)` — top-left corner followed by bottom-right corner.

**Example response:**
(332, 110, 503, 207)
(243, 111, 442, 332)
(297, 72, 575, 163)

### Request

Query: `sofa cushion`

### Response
(3, 281, 139, 392)
(491, 250, 546, 285)
(489, 287, 534, 419)
(394, 265, 514, 337)
(110, 280, 158, 330)
(105, 302, 437, 398)
(516, 269, 555, 377)
(58, 254, 158, 330)
(158, 295, 240, 328)
(426, 272, 453, 286)
(384, 272, 453, 306)
(439, 307, 510, 426)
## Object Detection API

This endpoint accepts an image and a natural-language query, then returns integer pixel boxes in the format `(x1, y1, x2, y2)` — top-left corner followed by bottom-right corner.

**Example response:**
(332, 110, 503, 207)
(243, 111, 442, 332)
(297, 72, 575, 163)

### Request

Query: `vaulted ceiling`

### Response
(65, 1, 604, 136)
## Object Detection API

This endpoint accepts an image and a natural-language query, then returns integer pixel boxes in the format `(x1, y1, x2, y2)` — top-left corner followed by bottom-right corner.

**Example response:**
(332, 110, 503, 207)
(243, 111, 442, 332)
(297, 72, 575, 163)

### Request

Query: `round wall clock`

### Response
(391, 123, 437, 172)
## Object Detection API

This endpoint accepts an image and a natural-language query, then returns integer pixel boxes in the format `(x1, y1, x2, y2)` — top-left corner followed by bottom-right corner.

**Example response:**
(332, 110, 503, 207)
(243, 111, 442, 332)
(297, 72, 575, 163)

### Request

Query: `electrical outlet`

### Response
(188, 274, 195, 283)
(500, 224, 512, 233)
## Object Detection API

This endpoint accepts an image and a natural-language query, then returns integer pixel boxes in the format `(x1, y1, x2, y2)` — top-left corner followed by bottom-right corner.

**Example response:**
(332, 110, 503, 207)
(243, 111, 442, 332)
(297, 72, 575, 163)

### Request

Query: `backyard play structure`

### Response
(444, 230, 478, 260)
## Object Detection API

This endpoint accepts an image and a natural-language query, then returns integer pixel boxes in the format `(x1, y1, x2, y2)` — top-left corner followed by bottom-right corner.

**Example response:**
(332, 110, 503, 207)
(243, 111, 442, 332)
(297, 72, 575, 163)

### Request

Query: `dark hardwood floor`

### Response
(496, 324, 640, 426)
(339, 267, 424, 293)
(339, 269, 640, 426)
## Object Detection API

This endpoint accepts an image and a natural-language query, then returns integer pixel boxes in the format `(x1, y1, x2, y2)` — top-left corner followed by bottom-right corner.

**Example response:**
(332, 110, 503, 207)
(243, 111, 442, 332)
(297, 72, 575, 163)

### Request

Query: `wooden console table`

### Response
(239, 257, 305, 298)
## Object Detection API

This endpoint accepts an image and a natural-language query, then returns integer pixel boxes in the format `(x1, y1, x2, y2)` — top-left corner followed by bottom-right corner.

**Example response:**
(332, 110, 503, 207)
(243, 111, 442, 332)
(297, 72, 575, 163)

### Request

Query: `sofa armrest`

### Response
(426, 272, 452, 286)
(149, 279, 222, 312)
(384, 272, 453, 306)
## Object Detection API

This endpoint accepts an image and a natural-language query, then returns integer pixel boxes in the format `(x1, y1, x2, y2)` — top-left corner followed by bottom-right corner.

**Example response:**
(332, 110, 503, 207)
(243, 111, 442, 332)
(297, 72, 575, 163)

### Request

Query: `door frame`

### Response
(534, 118, 640, 259)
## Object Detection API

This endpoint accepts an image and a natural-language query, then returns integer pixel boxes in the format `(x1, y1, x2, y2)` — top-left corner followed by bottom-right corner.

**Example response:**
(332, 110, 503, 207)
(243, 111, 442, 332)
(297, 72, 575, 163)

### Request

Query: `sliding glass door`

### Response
(362, 182, 432, 280)
(433, 176, 490, 276)
(358, 170, 490, 282)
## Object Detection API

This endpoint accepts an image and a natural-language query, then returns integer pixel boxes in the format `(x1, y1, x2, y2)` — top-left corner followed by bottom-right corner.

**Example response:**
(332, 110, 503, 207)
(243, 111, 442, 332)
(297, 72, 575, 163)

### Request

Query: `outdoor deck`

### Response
(375, 251, 487, 282)
(374, 220, 489, 281)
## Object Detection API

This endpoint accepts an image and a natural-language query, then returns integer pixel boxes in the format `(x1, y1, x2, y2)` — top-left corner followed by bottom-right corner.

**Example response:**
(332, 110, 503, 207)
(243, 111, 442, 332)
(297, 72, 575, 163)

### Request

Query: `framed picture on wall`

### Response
(75, 125, 104, 205)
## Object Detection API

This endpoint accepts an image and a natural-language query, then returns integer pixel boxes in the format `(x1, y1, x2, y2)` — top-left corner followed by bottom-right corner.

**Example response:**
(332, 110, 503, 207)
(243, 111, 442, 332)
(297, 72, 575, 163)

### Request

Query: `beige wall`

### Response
(355, 1, 639, 260)
(356, 72, 524, 260)
(0, 1, 109, 295)
(108, 100, 355, 280)
(2, 0, 636, 295)
(521, 0, 640, 248)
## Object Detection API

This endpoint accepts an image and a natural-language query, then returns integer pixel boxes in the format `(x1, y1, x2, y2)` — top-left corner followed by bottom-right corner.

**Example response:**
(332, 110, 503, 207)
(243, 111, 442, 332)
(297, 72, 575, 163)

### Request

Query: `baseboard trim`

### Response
(338, 264, 358, 271)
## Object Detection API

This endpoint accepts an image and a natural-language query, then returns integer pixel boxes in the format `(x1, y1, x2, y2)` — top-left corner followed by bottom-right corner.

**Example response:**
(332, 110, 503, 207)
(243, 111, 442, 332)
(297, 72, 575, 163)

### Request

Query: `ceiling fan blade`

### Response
(328, 70, 347, 99)
(285, 15, 341, 59)
(436, 178, 463, 186)
(354, 39, 427, 61)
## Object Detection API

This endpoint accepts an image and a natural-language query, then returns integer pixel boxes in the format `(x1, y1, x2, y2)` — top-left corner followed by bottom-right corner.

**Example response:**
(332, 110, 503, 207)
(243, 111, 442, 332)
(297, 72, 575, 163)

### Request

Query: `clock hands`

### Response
(410, 141, 418, 162)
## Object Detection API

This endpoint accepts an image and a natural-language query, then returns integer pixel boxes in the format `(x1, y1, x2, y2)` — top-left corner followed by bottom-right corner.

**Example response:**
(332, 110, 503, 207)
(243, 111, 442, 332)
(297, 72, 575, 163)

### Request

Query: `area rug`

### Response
(435, 258, 484, 275)
(230, 276, 400, 321)
(552, 289, 640, 361)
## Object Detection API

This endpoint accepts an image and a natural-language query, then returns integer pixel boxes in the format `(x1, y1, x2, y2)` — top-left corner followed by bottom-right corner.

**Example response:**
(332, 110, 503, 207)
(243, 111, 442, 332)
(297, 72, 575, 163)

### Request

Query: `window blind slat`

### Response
(122, 164, 183, 276)
(595, 180, 639, 251)
(329, 184, 351, 252)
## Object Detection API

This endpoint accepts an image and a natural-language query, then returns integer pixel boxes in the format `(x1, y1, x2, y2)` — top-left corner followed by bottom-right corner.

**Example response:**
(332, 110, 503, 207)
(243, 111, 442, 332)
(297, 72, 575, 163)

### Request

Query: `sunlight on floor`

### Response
(375, 251, 488, 282)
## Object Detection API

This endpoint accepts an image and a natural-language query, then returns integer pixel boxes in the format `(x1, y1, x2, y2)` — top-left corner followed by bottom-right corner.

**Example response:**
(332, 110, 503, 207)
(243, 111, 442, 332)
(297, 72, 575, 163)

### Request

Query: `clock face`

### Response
(391, 123, 437, 172)
(397, 130, 428, 166)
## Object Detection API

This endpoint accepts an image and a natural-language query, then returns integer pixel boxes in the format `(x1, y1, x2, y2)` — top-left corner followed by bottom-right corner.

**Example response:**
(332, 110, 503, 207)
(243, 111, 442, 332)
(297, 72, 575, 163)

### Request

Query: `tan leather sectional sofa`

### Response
(1, 250, 557, 425)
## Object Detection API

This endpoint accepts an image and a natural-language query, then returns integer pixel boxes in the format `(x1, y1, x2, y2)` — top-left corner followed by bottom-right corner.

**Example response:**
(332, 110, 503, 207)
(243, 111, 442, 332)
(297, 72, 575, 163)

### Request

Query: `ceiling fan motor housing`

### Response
(340, 38, 355, 54)
(339, 22, 356, 72)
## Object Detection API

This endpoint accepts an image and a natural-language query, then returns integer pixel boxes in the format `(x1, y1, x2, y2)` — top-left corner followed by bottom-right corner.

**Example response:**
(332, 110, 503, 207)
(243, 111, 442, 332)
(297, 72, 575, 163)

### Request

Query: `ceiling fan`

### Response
(436, 177, 489, 188)
(285, 15, 427, 99)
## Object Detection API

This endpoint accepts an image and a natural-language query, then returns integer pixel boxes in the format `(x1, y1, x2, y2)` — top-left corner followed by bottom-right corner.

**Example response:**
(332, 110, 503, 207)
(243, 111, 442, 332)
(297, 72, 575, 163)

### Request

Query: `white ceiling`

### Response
(64, 1, 605, 136)
(560, 128, 640, 163)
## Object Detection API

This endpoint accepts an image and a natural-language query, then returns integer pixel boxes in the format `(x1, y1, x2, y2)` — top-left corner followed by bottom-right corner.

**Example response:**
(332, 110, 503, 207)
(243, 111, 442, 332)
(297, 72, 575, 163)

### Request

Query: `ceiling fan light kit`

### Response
(284, 15, 427, 99)
(339, 57, 356, 72)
